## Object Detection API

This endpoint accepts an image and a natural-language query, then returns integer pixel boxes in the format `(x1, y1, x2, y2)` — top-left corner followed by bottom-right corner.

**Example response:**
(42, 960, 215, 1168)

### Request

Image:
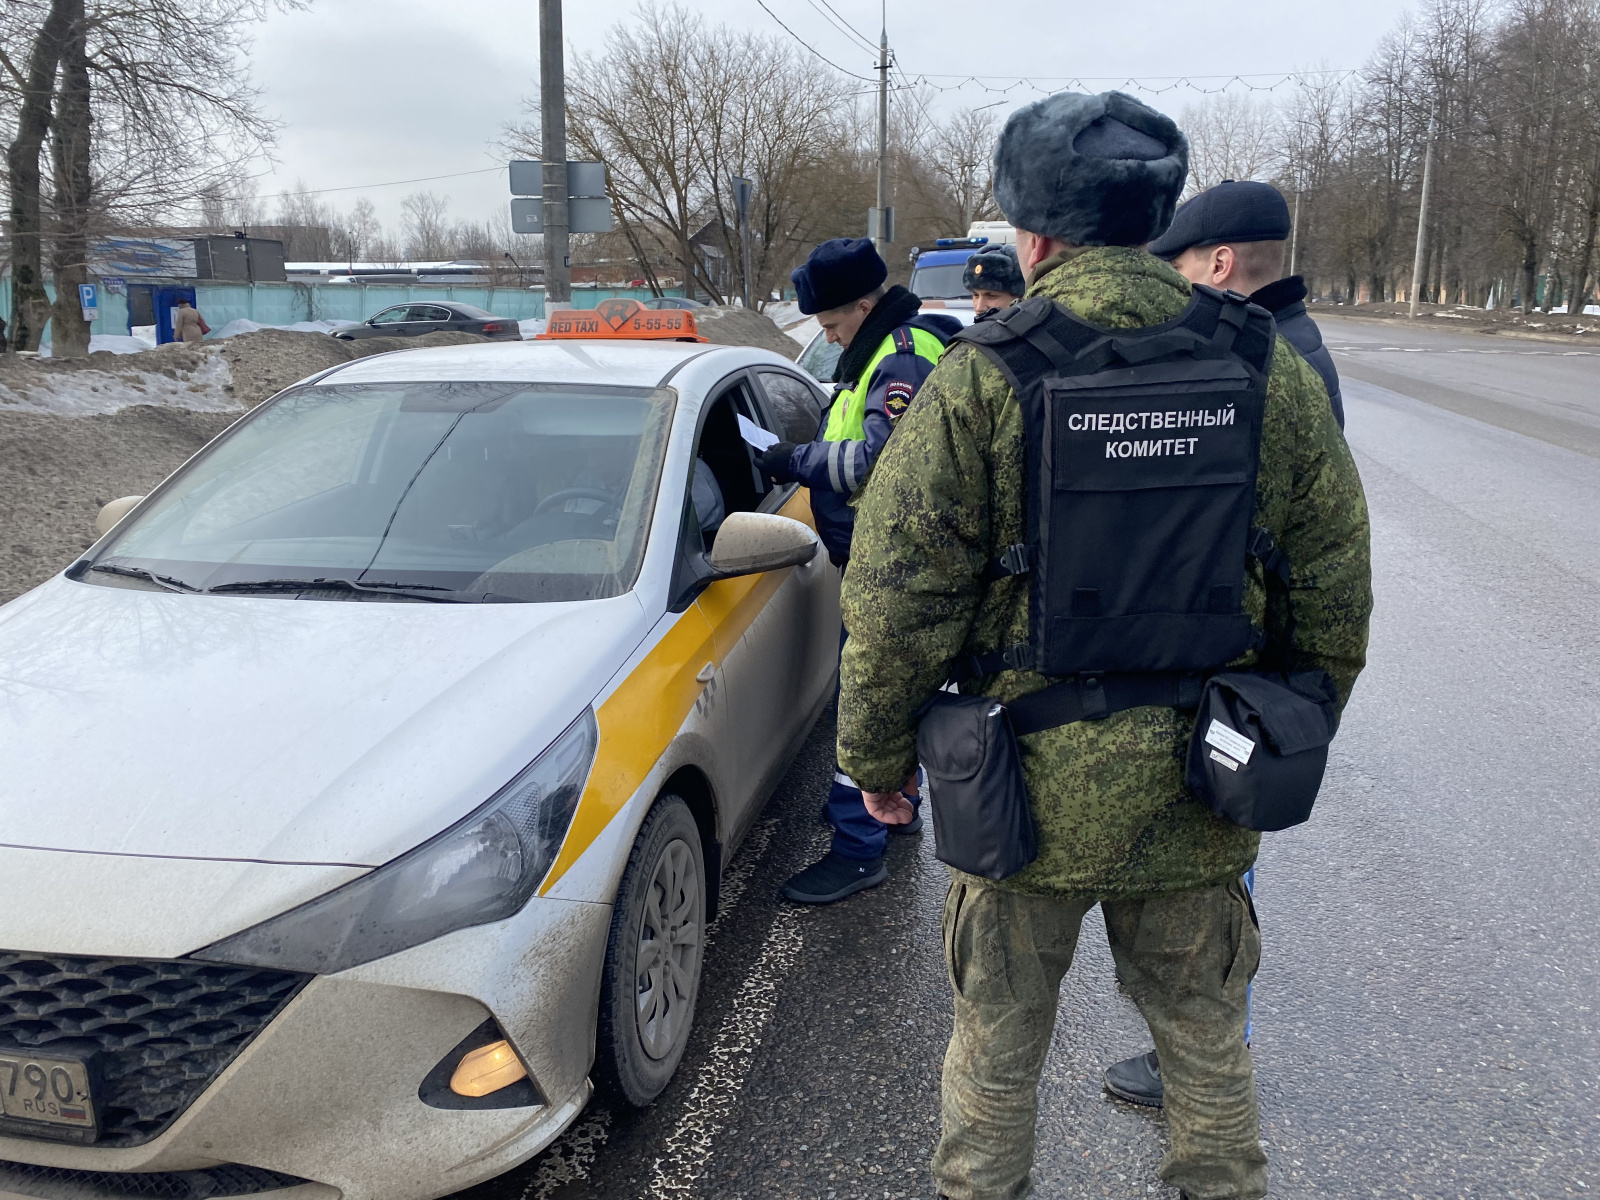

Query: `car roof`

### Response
(912, 249, 974, 266)
(318, 338, 759, 389)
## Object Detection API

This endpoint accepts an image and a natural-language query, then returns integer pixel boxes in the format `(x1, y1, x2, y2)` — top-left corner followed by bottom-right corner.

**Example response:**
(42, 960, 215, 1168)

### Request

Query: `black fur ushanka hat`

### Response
(993, 91, 1188, 247)
(963, 244, 1025, 296)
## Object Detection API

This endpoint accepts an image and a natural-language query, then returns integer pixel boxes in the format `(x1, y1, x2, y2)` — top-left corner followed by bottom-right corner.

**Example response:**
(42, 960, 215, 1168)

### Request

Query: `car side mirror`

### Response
(95, 495, 145, 536)
(707, 512, 818, 576)
(669, 511, 818, 612)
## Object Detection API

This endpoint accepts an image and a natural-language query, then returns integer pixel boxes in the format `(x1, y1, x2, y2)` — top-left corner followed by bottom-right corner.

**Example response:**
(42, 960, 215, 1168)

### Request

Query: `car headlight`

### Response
(197, 710, 599, 975)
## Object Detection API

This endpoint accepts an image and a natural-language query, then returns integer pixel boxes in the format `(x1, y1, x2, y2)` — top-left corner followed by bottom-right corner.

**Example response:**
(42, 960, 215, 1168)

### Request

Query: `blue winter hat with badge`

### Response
(791, 237, 889, 315)
(963, 244, 1025, 296)
(1146, 179, 1293, 259)
(992, 90, 1188, 247)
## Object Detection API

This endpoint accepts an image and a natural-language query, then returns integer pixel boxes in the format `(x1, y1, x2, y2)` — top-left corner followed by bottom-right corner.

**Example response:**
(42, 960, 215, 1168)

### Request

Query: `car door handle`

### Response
(696, 662, 715, 683)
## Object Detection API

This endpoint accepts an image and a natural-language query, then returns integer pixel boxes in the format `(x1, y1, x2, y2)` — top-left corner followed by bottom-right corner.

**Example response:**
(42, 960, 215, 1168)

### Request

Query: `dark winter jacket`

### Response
(1250, 276, 1344, 430)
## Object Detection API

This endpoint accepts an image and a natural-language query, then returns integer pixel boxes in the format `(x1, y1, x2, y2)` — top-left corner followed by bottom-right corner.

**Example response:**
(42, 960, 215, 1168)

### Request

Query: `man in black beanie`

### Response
(835, 90, 1371, 1200)
(762, 236, 955, 905)
(1149, 180, 1345, 429)
(964, 244, 1026, 317)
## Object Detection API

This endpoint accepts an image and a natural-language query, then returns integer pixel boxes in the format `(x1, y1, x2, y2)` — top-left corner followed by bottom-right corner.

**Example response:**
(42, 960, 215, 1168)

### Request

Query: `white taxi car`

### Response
(0, 300, 839, 1200)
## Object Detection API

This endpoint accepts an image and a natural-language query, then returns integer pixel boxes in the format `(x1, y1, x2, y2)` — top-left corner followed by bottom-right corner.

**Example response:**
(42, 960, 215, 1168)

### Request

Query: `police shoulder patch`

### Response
(883, 379, 915, 420)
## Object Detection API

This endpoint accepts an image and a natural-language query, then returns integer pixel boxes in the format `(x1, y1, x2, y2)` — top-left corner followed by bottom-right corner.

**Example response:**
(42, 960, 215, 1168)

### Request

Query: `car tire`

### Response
(594, 794, 707, 1107)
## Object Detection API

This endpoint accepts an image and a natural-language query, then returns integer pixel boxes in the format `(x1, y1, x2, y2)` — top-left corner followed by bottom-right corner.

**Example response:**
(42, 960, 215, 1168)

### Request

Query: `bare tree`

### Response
(1181, 92, 1282, 194)
(400, 190, 453, 260)
(1, 0, 288, 353)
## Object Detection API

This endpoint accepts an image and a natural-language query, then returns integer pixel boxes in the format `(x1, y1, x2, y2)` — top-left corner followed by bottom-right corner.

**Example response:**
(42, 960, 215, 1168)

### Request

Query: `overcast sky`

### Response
(246, 0, 1411, 236)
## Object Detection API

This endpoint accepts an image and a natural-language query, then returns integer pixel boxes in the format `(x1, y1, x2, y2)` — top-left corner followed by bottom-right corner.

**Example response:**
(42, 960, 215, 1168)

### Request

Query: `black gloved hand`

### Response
(757, 441, 798, 482)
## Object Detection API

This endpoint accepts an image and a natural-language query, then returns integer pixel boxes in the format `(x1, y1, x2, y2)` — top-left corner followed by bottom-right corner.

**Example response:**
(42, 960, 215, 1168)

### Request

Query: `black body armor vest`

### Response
(950, 285, 1285, 732)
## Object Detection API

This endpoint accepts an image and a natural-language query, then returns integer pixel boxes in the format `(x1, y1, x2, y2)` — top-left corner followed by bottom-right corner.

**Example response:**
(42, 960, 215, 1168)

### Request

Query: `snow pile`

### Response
(0, 354, 238, 417)
(691, 305, 799, 360)
(211, 317, 355, 339)
(519, 317, 547, 338)
(763, 300, 806, 329)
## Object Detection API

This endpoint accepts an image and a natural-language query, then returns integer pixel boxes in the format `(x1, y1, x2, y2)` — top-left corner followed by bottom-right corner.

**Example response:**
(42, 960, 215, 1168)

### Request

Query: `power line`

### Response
(250, 165, 507, 202)
(892, 68, 1362, 98)
(753, 0, 876, 81)
(812, 0, 878, 52)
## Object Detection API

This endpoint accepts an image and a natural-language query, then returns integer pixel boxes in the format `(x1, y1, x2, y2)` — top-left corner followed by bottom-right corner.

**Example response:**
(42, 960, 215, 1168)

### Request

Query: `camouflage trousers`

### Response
(931, 876, 1267, 1200)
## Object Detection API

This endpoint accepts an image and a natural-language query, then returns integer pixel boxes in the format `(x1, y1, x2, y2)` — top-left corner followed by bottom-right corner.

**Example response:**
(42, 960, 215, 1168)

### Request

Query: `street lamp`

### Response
(504, 251, 526, 287)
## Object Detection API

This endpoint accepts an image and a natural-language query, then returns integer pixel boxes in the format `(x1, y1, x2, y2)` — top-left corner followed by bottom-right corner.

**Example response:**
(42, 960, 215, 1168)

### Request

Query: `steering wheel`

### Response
(534, 486, 617, 515)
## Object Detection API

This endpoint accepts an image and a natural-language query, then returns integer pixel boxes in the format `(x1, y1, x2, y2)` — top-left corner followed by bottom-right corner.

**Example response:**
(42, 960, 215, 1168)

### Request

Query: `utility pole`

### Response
(874, 9, 889, 251)
(732, 176, 754, 309)
(1408, 106, 1437, 319)
(539, 0, 571, 306)
(1289, 187, 1302, 277)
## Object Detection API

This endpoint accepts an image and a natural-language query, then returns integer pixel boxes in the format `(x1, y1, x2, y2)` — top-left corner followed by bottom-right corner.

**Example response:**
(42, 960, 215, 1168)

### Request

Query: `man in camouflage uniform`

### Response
(837, 91, 1372, 1200)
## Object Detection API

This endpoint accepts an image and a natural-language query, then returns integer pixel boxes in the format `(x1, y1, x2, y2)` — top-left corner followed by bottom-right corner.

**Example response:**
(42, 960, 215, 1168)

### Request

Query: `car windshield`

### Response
(797, 332, 842, 382)
(909, 262, 970, 300)
(89, 381, 677, 603)
(449, 303, 495, 319)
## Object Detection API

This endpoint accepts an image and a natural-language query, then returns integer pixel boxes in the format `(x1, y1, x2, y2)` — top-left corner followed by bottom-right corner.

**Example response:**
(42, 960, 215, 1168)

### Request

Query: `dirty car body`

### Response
(0, 335, 839, 1200)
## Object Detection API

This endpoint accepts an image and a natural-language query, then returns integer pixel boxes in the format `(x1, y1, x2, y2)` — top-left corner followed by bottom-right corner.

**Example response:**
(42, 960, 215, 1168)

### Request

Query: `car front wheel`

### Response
(594, 794, 707, 1106)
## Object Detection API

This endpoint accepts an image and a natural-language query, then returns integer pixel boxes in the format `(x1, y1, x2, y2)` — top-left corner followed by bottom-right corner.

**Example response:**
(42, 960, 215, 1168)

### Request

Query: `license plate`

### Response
(0, 1051, 96, 1134)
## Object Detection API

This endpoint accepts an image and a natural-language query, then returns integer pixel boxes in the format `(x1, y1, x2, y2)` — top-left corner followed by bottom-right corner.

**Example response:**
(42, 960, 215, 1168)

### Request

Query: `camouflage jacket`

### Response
(837, 246, 1373, 898)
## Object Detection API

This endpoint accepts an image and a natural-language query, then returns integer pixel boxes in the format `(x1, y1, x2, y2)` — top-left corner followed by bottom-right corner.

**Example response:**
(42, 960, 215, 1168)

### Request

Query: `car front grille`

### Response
(0, 952, 311, 1148)
(0, 1158, 308, 1200)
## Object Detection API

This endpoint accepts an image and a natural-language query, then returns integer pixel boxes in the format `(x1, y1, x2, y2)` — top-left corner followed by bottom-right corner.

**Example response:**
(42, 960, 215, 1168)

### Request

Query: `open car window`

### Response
(88, 381, 677, 603)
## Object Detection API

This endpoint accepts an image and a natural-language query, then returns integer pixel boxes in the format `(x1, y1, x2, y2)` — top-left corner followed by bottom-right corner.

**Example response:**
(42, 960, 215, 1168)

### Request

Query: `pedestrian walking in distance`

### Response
(173, 297, 208, 344)
(760, 237, 955, 905)
(837, 90, 1372, 1200)
(1102, 177, 1353, 1113)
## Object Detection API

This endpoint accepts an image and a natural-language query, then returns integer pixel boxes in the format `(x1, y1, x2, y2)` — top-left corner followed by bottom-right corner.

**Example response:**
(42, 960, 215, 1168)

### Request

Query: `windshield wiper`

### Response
(88, 563, 203, 593)
(204, 577, 476, 603)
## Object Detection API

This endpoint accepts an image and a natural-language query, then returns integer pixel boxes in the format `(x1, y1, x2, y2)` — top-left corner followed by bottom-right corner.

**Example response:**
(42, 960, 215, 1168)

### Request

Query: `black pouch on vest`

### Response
(1186, 670, 1339, 831)
(916, 692, 1037, 880)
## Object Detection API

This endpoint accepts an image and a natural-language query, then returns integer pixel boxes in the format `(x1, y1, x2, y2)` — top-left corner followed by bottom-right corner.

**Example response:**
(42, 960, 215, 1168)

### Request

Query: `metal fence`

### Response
(1, 279, 689, 344)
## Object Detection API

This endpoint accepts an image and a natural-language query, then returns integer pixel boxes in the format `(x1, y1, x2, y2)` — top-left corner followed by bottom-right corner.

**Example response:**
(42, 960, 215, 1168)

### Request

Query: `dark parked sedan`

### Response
(332, 301, 523, 341)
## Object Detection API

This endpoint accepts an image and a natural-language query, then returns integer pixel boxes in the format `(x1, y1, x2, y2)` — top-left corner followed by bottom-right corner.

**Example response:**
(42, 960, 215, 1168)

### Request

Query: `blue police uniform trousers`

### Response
(828, 625, 920, 860)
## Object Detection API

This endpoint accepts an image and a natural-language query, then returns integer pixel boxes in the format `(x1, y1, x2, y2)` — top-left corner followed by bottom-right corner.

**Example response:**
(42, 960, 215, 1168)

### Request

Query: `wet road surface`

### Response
(461, 327, 1600, 1200)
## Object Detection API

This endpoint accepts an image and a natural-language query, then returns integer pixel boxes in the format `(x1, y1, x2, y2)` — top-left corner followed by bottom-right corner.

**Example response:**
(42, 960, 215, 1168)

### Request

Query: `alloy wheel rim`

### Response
(634, 837, 703, 1060)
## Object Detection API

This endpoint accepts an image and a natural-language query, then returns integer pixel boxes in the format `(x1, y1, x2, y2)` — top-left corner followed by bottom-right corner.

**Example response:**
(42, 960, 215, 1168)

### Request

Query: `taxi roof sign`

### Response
(538, 297, 708, 342)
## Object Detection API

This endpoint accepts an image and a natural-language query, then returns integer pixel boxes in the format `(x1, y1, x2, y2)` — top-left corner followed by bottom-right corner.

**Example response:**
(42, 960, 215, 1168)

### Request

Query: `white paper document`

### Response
(737, 413, 780, 451)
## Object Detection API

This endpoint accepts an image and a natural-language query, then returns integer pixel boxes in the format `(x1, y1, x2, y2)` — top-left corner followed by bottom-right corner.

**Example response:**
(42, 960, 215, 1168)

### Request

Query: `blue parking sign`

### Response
(78, 283, 98, 321)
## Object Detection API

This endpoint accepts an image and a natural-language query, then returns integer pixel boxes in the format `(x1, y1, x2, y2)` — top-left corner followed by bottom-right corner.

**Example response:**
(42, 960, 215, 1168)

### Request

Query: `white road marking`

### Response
(643, 906, 807, 1199)
(516, 819, 786, 1197)
(519, 1109, 613, 1200)
(641, 815, 817, 1198)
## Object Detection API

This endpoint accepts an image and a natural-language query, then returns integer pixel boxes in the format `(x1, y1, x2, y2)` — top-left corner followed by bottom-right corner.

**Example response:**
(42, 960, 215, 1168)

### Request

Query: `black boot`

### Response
(1103, 1049, 1163, 1107)
(780, 851, 887, 904)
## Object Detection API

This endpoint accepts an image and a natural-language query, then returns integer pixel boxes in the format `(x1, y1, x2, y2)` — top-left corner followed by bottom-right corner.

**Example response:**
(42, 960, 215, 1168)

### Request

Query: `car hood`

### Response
(0, 578, 649, 867)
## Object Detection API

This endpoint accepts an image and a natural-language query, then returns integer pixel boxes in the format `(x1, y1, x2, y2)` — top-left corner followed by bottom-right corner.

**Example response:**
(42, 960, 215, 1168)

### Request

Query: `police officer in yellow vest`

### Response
(759, 237, 952, 904)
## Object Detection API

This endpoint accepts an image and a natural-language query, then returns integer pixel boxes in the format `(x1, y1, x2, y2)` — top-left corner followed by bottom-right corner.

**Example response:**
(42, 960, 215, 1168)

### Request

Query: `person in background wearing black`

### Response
(1149, 179, 1344, 430)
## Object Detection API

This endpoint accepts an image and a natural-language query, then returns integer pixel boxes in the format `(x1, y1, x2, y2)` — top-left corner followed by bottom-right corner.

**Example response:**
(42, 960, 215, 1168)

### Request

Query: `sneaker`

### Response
(1103, 1049, 1163, 1108)
(780, 851, 887, 904)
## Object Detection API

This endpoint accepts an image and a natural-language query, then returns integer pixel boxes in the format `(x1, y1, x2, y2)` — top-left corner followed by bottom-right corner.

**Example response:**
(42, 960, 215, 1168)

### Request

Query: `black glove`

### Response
(757, 441, 798, 482)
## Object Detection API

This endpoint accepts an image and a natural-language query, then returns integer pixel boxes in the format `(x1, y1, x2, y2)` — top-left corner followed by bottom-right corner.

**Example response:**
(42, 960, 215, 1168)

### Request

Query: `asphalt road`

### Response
(463, 322, 1600, 1200)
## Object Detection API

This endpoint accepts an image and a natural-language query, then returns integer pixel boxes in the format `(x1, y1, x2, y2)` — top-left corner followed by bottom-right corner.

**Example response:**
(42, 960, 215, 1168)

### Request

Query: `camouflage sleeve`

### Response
(1265, 338, 1373, 707)
(836, 345, 1002, 793)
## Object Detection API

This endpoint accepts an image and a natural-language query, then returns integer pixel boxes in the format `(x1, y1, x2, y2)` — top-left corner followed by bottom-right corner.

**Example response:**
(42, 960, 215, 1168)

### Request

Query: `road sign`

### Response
(509, 161, 612, 233)
(509, 160, 542, 196)
(510, 197, 543, 235)
(731, 176, 752, 222)
(78, 283, 98, 322)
